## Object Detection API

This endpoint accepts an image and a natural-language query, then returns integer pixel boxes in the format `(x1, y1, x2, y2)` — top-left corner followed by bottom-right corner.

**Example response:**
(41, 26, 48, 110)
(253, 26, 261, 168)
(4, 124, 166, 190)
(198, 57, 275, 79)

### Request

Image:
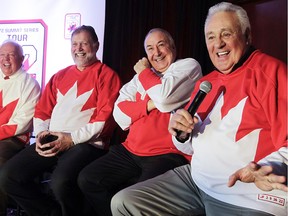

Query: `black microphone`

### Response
(175, 81, 212, 143)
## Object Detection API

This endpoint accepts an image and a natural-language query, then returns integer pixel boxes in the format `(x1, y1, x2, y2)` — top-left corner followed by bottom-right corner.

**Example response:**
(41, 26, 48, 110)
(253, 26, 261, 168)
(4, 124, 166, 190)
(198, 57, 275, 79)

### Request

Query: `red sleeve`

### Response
(118, 95, 150, 123)
(34, 74, 58, 121)
(138, 68, 161, 90)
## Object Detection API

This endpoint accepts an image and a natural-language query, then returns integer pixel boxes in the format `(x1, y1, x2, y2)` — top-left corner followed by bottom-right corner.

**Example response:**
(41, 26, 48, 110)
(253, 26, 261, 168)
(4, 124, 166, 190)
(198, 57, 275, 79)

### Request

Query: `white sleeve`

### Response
(12, 75, 40, 135)
(113, 75, 139, 130)
(145, 58, 202, 112)
(258, 147, 288, 175)
(172, 135, 193, 155)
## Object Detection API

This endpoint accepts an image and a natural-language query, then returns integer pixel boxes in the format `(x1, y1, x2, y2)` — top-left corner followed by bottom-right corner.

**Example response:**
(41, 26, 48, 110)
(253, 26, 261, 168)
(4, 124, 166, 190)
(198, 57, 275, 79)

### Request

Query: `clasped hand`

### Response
(35, 131, 74, 157)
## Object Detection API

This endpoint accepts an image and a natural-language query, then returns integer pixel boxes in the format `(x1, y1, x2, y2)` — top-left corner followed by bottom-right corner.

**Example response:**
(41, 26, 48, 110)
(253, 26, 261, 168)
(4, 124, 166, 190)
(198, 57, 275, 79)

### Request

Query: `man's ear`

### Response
(94, 41, 100, 52)
(245, 28, 252, 45)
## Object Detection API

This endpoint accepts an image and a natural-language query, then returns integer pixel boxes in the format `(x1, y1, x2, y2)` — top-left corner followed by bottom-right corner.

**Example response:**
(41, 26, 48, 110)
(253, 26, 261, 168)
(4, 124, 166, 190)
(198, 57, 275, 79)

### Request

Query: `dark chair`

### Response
(6, 169, 54, 216)
(6, 197, 26, 216)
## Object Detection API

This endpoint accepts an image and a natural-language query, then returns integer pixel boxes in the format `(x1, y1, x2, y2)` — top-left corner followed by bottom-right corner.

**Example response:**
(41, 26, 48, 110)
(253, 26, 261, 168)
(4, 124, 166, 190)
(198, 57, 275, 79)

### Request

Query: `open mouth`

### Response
(155, 56, 164, 62)
(217, 51, 230, 57)
(3, 63, 11, 67)
(76, 53, 86, 57)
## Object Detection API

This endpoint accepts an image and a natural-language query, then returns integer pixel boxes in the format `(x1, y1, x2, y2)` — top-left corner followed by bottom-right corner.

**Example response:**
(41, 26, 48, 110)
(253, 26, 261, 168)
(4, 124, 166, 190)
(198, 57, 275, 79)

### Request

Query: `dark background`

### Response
(102, 0, 287, 84)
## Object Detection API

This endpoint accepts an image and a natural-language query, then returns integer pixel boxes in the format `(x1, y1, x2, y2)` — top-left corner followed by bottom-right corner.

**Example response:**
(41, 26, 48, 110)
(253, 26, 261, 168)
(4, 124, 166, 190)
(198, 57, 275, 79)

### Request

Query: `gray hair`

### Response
(205, 2, 251, 36)
(1, 39, 24, 57)
(144, 28, 176, 53)
(71, 25, 99, 44)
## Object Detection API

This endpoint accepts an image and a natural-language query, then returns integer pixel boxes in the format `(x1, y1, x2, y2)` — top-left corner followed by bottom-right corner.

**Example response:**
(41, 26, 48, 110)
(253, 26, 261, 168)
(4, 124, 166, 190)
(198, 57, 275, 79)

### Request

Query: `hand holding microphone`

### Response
(175, 81, 212, 143)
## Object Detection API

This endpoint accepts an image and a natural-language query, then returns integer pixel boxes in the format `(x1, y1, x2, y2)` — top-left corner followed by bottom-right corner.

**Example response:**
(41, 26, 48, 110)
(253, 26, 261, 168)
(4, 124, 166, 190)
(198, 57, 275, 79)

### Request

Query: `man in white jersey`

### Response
(111, 2, 287, 216)
(78, 28, 202, 216)
(0, 40, 40, 216)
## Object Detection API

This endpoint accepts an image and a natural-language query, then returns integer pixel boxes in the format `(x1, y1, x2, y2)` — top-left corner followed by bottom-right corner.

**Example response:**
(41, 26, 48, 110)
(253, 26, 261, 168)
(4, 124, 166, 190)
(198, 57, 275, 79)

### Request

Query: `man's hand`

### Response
(168, 109, 198, 136)
(147, 100, 156, 112)
(36, 131, 74, 157)
(228, 161, 288, 192)
(134, 57, 151, 74)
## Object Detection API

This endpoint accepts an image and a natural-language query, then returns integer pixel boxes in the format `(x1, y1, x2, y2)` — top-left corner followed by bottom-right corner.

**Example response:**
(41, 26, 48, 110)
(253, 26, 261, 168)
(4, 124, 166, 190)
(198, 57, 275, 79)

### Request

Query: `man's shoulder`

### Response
(175, 58, 200, 66)
(90, 61, 120, 80)
(250, 50, 286, 66)
(51, 65, 77, 79)
(58, 64, 76, 73)
(246, 50, 287, 79)
(17, 70, 40, 87)
(91, 61, 117, 73)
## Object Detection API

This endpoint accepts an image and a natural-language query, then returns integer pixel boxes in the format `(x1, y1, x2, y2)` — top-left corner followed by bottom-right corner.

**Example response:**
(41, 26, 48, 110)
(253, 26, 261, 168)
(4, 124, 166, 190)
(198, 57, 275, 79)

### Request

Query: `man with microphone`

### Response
(111, 2, 287, 216)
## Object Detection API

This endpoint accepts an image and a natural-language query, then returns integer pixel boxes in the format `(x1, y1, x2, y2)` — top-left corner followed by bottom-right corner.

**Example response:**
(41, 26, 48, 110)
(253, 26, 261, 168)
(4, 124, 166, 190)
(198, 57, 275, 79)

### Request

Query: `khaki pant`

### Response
(111, 164, 276, 216)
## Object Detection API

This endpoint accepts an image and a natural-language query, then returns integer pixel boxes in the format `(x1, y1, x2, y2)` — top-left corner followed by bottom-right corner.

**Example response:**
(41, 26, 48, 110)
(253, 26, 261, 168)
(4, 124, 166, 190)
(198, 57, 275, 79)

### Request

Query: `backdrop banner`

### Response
(0, 0, 105, 89)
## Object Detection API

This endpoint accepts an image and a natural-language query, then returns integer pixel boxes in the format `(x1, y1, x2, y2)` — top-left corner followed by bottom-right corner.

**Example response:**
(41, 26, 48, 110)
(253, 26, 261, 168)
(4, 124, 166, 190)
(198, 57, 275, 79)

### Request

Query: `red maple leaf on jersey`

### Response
(0, 90, 19, 138)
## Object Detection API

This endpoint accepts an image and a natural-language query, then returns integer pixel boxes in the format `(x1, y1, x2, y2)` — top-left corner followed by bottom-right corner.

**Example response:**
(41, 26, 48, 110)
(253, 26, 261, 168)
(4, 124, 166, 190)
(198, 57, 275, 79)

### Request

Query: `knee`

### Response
(77, 169, 97, 193)
(0, 164, 13, 191)
(110, 188, 131, 214)
(0, 166, 7, 190)
(78, 165, 107, 194)
(50, 173, 71, 197)
(77, 171, 86, 192)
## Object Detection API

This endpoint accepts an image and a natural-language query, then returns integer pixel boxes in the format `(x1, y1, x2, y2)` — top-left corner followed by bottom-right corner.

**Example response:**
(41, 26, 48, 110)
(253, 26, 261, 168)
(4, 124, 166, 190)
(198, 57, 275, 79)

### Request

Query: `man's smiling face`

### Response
(144, 31, 176, 73)
(71, 31, 98, 71)
(205, 11, 248, 74)
(0, 42, 24, 76)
